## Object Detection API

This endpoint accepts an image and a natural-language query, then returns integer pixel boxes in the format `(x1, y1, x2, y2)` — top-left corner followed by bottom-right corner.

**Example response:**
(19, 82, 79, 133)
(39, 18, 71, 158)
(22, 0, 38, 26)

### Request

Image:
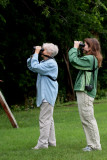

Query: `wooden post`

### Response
(0, 91, 19, 128)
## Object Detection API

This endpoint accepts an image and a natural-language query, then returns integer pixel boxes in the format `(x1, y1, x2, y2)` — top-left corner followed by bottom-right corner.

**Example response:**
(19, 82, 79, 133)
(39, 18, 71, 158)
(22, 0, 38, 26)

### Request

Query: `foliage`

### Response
(0, 0, 9, 8)
(0, 0, 107, 104)
(0, 0, 9, 22)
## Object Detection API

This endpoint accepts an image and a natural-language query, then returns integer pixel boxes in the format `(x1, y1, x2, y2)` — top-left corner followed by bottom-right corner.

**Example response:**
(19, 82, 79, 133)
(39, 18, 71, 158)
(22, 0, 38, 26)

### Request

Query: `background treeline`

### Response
(0, 0, 107, 106)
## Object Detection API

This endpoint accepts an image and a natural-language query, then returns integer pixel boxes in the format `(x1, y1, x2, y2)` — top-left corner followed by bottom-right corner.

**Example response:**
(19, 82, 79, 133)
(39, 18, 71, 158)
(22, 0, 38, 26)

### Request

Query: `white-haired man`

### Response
(27, 43, 59, 149)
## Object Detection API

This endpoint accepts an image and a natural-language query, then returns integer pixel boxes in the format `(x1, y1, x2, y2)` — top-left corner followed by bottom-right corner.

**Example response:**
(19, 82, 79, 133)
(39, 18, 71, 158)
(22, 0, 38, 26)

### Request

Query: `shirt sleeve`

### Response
(28, 53, 56, 75)
(27, 57, 36, 73)
(68, 48, 93, 70)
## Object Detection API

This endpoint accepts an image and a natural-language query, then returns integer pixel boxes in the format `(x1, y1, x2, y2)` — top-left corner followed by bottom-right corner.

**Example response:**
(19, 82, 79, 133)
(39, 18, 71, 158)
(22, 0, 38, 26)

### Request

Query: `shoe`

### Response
(32, 145, 48, 150)
(82, 146, 92, 152)
(82, 146, 102, 152)
(94, 147, 102, 151)
(48, 142, 56, 147)
(32, 145, 39, 150)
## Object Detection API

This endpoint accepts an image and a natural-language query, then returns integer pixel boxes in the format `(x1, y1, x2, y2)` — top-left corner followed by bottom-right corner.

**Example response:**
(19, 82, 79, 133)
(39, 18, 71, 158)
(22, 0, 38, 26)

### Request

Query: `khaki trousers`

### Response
(37, 102, 56, 148)
(76, 92, 101, 149)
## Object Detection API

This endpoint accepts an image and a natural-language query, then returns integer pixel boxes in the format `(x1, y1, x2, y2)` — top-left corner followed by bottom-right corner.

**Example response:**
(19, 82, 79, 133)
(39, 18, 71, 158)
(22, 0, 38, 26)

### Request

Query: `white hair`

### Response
(42, 43, 59, 57)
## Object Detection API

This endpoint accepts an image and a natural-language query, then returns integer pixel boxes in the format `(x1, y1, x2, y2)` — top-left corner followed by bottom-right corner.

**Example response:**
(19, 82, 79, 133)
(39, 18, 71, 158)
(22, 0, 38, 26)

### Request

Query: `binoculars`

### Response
(79, 43, 85, 47)
(32, 47, 44, 54)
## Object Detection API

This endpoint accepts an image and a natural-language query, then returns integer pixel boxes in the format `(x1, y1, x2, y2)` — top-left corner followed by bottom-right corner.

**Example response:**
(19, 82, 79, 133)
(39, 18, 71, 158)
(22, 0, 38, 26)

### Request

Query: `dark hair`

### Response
(84, 38, 103, 68)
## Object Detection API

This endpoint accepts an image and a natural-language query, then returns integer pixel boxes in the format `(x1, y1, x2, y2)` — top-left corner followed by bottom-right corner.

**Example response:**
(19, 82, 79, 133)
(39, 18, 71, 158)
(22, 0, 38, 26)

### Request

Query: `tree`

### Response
(0, 0, 107, 104)
(33, 0, 107, 100)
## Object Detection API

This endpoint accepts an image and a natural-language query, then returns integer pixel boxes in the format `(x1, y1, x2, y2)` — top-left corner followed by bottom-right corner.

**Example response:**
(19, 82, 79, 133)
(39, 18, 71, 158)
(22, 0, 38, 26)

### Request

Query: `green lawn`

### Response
(0, 100, 107, 160)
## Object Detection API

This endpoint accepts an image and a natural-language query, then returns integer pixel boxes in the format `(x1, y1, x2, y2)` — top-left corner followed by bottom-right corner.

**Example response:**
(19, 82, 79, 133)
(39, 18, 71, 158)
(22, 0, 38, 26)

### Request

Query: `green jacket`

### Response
(68, 48, 98, 98)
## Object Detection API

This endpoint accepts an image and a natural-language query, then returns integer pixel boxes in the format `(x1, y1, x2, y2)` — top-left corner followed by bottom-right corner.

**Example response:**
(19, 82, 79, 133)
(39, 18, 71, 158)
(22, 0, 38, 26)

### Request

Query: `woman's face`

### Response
(83, 42, 90, 55)
(41, 49, 51, 59)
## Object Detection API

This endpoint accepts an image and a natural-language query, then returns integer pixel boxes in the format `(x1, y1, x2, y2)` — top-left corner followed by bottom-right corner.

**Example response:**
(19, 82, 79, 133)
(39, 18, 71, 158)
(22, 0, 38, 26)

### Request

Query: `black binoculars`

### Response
(79, 43, 85, 47)
(32, 47, 44, 54)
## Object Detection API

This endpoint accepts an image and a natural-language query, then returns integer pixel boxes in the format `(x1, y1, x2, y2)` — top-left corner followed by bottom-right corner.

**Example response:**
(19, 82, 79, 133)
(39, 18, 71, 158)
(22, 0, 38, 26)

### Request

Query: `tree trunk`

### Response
(63, 52, 75, 101)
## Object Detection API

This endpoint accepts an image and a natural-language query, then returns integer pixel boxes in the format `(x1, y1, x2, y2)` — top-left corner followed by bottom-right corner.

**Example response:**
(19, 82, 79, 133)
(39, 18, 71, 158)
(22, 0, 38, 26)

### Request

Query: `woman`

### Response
(27, 43, 58, 149)
(68, 38, 103, 151)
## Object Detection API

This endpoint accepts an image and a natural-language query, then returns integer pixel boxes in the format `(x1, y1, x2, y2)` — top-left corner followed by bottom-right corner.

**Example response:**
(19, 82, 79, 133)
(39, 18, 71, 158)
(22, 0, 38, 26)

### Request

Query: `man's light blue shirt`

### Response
(27, 53, 58, 107)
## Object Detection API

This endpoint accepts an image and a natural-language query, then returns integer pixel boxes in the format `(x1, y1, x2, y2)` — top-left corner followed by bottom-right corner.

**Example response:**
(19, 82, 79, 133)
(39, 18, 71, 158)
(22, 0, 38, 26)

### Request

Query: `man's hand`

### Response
(0, 80, 3, 82)
(34, 46, 42, 54)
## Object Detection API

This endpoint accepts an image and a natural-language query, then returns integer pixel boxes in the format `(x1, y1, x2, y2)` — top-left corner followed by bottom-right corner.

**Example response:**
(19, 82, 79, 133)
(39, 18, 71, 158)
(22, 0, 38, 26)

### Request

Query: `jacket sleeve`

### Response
(68, 48, 93, 70)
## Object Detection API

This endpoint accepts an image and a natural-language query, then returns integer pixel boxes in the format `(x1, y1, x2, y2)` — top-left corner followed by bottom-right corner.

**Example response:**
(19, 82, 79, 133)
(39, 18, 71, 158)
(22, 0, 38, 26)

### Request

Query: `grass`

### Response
(0, 99, 107, 160)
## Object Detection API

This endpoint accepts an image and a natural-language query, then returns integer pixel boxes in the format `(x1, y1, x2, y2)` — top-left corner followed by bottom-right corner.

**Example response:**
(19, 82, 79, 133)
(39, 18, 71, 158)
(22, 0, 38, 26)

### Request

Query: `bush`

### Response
(96, 89, 107, 99)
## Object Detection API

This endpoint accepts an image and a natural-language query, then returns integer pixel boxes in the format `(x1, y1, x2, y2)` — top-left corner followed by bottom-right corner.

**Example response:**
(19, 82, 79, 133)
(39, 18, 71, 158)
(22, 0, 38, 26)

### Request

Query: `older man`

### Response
(27, 43, 59, 149)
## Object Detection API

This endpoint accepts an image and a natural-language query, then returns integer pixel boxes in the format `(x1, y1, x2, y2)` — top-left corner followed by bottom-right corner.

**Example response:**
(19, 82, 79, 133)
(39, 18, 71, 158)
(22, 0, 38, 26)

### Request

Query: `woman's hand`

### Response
(74, 41, 81, 49)
(34, 46, 42, 54)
